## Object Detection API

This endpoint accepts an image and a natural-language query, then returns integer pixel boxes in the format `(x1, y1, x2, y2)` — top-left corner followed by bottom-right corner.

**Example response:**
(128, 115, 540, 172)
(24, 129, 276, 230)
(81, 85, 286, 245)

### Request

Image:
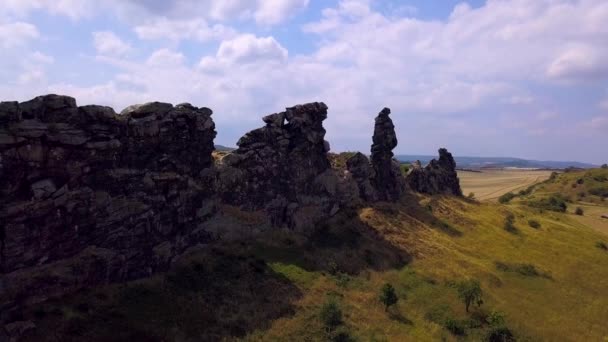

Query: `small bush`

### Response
(444, 318, 466, 336)
(320, 299, 343, 331)
(330, 327, 355, 342)
(577, 178, 585, 185)
(596, 241, 608, 250)
(486, 311, 506, 326)
(504, 213, 517, 234)
(516, 264, 540, 277)
(457, 279, 483, 312)
(498, 192, 516, 204)
(575, 207, 584, 216)
(527, 195, 568, 212)
(486, 326, 515, 342)
(528, 219, 541, 229)
(468, 192, 476, 200)
(589, 186, 608, 198)
(379, 283, 399, 312)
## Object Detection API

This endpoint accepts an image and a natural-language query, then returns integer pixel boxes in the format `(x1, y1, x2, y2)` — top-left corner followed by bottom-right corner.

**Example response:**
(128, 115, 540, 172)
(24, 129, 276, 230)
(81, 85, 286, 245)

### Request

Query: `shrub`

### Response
(589, 186, 608, 198)
(527, 195, 568, 212)
(486, 311, 506, 326)
(596, 241, 608, 251)
(504, 213, 517, 233)
(577, 178, 585, 185)
(498, 192, 516, 204)
(331, 327, 355, 342)
(468, 192, 476, 200)
(457, 279, 483, 312)
(528, 219, 541, 229)
(486, 326, 515, 342)
(575, 207, 584, 216)
(445, 318, 466, 335)
(400, 164, 410, 175)
(515, 264, 540, 277)
(320, 299, 343, 331)
(379, 283, 399, 312)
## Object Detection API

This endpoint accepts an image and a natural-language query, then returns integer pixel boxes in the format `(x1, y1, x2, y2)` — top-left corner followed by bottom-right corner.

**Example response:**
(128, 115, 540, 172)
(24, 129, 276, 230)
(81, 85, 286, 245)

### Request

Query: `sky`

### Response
(0, 0, 607, 164)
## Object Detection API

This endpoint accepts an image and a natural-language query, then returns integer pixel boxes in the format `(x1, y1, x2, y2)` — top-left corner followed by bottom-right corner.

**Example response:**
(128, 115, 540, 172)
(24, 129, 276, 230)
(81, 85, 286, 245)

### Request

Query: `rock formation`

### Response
(0, 95, 217, 307)
(370, 108, 406, 201)
(406, 148, 463, 196)
(346, 152, 377, 202)
(0, 94, 462, 316)
(217, 103, 339, 230)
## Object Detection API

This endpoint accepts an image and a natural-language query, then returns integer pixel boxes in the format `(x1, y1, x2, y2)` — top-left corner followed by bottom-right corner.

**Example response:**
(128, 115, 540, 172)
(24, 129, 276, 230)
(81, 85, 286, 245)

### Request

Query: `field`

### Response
(15, 169, 608, 341)
(459, 169, 553, 201)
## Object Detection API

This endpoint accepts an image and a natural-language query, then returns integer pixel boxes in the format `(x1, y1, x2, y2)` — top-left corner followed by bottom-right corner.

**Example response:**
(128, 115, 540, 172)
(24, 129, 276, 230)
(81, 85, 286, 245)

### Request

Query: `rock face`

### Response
(406, 148, 463, 196)
(218, 103, 339, 230)
(346, 152, 377, 202)
(0, 94, 462, 315)
(0, 95, 217, 306)
(370, 108, 405, 201)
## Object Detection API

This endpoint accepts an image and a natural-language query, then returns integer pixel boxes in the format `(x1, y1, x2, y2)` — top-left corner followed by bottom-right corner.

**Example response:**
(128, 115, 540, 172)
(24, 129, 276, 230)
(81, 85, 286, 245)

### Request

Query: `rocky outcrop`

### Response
(346, 152, 377, 202)
(370, 108, 406, 201)
(406, 148, 463, 196)
(0, 95, 217, 306)
(217, 103, 340, 230)
(0, 94, 462, 316)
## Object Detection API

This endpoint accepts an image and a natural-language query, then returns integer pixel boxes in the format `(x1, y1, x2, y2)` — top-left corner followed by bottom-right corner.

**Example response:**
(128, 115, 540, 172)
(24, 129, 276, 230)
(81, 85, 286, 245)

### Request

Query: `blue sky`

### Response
(0, 0, 607, 164)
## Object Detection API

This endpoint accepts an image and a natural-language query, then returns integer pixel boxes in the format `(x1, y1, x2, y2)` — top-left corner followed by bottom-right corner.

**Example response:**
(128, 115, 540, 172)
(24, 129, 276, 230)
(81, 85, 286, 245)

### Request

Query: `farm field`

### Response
(458, 169, 553, 201)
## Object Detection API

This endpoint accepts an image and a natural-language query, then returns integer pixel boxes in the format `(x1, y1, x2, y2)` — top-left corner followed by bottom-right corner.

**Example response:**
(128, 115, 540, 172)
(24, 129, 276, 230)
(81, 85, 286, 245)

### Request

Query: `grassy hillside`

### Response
(13, 170, 608, 341)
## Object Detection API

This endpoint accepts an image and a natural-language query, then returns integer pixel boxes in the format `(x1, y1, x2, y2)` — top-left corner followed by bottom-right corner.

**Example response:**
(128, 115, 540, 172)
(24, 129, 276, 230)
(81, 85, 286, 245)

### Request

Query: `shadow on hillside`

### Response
(13, 194, 464, 341)
(16, 249, 302, 342)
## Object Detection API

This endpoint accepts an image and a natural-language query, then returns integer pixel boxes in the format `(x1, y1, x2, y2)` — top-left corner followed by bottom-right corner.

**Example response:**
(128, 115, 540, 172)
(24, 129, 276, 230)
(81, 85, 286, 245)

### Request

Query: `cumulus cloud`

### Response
(93, 31, 132, 57)
(547, 45, 608, 81)
(0, 0, 95, 19)
(0, 21, 39, 48)
(254, 0, 309, 25)
(146, 49, 186, 67)
(135, 18, 237, 42)
(215, 34, 288, 64)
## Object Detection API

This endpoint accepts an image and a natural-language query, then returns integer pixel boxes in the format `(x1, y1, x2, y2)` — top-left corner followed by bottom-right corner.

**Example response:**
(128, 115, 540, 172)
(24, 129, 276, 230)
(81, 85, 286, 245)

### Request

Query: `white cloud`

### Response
(546, 45, 608, 81)
(0, 21, 39, 48)
(135, 18, 237, 42)
(0, 0, 95, 19)
(254, 0, 309, 25)
(215, 34, 288, 64)
(146, 49, 185, 67)
(93, 31, 132, 57)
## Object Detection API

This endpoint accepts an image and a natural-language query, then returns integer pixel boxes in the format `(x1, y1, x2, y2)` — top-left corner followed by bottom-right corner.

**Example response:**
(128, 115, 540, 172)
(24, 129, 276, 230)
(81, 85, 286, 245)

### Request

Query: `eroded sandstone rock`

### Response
(406, 148, 463, 196)
(370, 108, 406, 201)
(0, 95, 217, 308)
(218, 102, 339, 230)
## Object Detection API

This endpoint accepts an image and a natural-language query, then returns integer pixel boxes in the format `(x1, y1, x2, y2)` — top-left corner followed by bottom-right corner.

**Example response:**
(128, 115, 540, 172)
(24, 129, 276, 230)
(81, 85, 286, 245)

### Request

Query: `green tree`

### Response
(575, 207, 584, 216)
(320, 299, 343, 331)
(457, 279, 483, 312)
(379, 283, 399, 312)
(601, 164, 607, 169)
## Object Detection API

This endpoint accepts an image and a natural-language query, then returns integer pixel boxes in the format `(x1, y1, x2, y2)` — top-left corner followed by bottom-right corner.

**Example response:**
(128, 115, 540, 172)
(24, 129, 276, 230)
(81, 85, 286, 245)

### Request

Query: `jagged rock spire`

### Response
(370, 108, 405, 201)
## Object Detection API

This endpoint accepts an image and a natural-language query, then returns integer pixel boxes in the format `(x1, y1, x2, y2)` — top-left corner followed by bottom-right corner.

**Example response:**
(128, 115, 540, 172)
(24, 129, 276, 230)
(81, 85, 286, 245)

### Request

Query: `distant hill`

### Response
(214, 144, 235, 152)
(395, 155, 597, 170)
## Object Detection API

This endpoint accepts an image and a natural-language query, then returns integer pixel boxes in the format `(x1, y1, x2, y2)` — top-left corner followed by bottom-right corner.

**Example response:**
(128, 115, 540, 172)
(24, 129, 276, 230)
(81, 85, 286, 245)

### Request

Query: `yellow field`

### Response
(459, 169, 553, 201)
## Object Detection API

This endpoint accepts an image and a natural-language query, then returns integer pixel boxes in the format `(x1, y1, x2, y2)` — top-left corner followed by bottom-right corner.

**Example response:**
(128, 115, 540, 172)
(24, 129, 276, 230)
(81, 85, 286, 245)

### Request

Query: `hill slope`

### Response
(14, 172, 608, 341)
